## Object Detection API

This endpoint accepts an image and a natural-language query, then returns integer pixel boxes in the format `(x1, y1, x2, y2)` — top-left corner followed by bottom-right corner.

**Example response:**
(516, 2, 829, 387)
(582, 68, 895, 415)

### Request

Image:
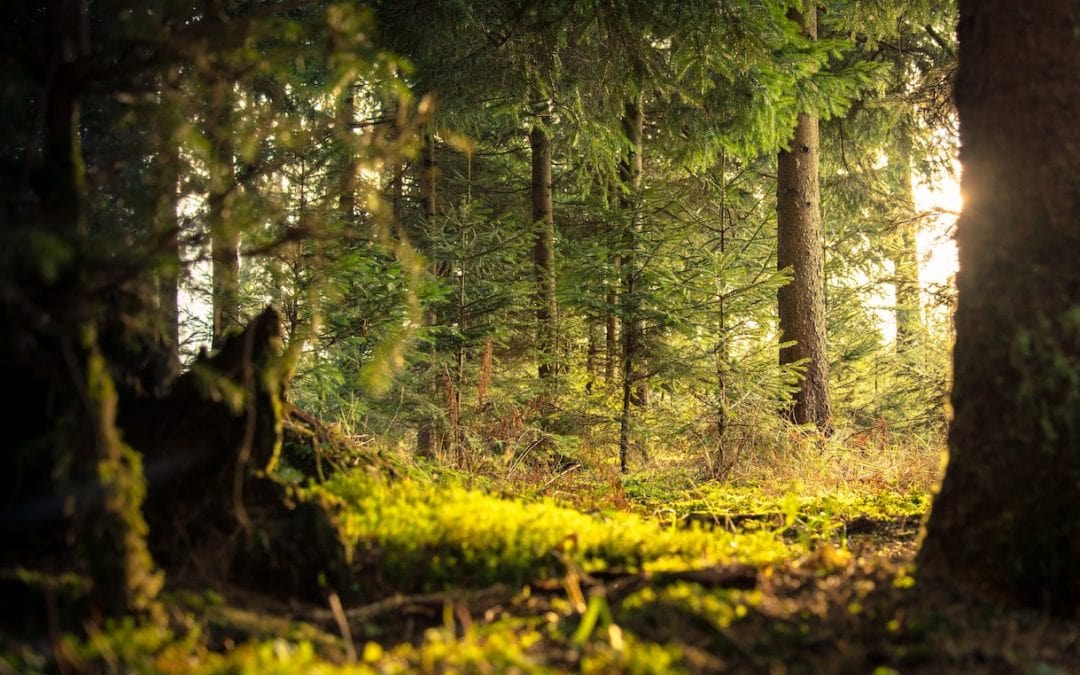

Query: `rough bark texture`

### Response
(586, 321, 600, 392)
(419, 128, 437, 234)
(777, 1, 831, 433)
(919, 0, 1080, 616)
(531, 118, 558, 383)
(619, 97, 645, 473)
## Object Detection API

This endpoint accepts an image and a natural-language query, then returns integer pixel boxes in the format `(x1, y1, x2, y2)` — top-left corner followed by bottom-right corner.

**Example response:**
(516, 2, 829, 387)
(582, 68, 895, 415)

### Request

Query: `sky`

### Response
(914, 171, 960, 293)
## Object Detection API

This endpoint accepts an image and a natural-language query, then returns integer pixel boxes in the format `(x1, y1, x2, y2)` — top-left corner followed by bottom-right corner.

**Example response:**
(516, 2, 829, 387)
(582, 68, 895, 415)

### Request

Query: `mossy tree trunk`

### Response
(38, 0, 162, 618)
(919, 0, 1080, 616)
(776, 1, 832, 433)
(605, 291, 619, 385)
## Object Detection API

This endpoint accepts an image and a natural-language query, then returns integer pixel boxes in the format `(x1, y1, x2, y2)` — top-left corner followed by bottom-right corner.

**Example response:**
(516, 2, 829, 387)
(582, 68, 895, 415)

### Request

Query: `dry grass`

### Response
(723, 424, 945, 495)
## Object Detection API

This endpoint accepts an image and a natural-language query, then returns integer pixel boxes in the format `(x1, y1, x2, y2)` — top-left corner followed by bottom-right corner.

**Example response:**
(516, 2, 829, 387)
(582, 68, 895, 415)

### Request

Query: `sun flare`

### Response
(914, 171, 961, 292)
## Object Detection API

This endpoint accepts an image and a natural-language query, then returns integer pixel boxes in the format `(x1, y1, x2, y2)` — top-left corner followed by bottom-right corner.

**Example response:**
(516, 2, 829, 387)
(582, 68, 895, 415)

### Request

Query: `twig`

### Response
(309, 585, 511, 628)
(327, 592, 357, 663)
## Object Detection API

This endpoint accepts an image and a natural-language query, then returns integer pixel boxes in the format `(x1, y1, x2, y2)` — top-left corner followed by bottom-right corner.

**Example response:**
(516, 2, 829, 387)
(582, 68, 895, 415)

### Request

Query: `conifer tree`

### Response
(777, 1, 833, 433)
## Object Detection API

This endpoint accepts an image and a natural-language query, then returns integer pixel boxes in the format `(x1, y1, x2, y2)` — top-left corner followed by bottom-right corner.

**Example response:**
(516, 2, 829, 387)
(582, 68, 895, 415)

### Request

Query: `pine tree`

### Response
(777, 1, 833, 433)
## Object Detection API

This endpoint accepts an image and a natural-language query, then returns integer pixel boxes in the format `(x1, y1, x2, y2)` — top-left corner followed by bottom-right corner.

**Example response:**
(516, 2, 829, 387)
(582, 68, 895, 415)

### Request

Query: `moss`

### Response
(80, 325, 163, 617)
(1011, 308, 1080, 454)
(319, 475, 791, 592)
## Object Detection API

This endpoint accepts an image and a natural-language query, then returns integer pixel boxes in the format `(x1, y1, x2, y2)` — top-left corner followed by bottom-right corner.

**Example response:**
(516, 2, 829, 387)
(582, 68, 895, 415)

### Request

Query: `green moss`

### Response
(82, 325, 164, 616)
(318, 475, 791, 592)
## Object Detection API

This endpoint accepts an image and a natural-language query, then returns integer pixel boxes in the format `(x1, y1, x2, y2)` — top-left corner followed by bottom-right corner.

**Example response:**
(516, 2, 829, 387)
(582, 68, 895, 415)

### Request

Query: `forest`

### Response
(2, 0, 1079, 672)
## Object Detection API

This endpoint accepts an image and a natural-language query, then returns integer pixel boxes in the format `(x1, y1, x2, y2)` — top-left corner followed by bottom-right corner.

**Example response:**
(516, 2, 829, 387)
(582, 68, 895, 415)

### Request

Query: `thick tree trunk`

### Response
(776, 1, 832, 433)
(619, 96, 645, 473)
(419, 127, 437, 227)
(32, 0, 162, 618)
(531, 117, 558, 383)
(919, 0, 1080, 616)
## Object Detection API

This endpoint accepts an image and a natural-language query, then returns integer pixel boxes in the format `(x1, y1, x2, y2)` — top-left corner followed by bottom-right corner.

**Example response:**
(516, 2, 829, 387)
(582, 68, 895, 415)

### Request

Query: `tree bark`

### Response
(888, 147, 922, 351)
(337, 89, 357, 219)
(531, 116, 558, 384)
(153, 111, 181, 379)
(34, 0, 162, 618)
(714, 158, 730, 474)
(209, 81, 240, 350)
(586, 321, 600, 393)
(415, 127, 441, 459)
(605, 294, 618, 384)
(619, 96, 645, 473)
(919, 0, 1080, 616)
(777, 1, 832, 433)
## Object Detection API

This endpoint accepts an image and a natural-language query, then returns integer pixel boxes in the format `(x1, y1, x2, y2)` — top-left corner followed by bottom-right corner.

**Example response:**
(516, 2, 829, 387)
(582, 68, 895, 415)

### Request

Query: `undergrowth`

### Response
(14, 430, 1074, 674)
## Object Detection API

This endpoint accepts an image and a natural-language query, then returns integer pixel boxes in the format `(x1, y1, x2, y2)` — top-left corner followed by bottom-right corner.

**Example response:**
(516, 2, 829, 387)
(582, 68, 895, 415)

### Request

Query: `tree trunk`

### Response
(776, 1, 832, 433)
(153, 115, 181, 380)
(531, 116, 558, 384)
(888, 147, 921, 351)
(209, 82, 240, 350)
(586, 321, 600, 393)
(415, 128, 441, 459)
(337, 89, 357, 218)
(37, 0, 162, 618)
(919, 0, 1080, 616)
(619, 96, 645, 473)
(605, 294, 618, 384)
(714, 158, 730, 474)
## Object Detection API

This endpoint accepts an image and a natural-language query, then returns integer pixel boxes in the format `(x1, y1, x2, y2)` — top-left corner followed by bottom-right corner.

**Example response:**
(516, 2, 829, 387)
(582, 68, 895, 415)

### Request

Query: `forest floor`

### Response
(3, 436, 1080, 673)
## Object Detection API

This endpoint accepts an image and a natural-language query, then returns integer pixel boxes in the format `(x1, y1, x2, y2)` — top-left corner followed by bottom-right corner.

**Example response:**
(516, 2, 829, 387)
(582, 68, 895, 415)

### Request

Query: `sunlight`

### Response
(914, 170, 961, 295)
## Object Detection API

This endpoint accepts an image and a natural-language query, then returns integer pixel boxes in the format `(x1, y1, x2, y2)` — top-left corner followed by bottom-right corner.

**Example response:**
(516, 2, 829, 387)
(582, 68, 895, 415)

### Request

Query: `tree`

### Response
(2, 0, 164, 618)
(887, 145, 922, 351)
(2, 0, 412, 614)
(618, 95, 646, 473)
(919, 0, 1080, 615)
(531, 112, 558, 384)
(206, 80, 242, 349)
(777, 1, 833, 432)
